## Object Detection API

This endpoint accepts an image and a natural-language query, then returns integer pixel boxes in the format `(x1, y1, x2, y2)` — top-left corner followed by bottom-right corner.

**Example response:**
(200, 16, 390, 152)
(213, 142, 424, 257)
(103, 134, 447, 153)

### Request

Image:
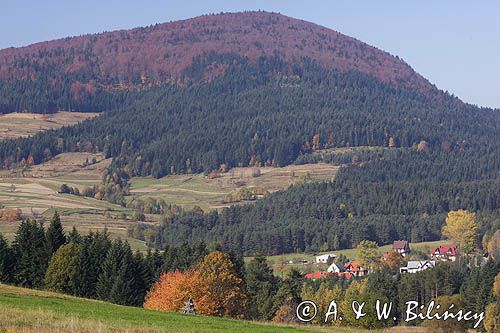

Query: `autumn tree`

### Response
(199, 251, 247, 318)
(384, 251, 403, 272)
(483, 273, 500, 333)
(423, 295, 467, 333)
(357, 240, 381, 272)
(388, 136, 396, 148)
(442, 210, 478, 254)
(301, 282, 344, 326)
(312, 134, 320, 150)
(487, 230, 500, 260)
(144, 270, 209, 314)
(341, 280, 393, 329)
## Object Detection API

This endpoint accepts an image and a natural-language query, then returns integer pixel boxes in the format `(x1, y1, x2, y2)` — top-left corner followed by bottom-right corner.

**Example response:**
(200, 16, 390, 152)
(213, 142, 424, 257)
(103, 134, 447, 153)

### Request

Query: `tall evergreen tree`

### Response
(45, 211, 66, 255)
(0, 234, 14, 283)
(246, 255, 279, 320)
(96, 239, 123, 301)
(12, 219, 48, 288)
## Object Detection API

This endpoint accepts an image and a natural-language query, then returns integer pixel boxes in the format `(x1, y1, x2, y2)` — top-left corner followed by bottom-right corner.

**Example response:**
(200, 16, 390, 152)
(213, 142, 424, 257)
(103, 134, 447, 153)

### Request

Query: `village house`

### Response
(344, 260, 368, 277)
(327, 262, 345, 273)
(315, 253, 336, 264)
(431, 246, 458, 262)
(400, 260, 436, 274)
(392, 240, 411, 256)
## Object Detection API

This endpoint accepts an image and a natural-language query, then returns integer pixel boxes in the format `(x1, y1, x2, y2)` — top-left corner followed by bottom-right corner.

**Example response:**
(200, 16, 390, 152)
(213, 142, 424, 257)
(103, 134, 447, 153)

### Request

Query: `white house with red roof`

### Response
(431, 245, 458, 262)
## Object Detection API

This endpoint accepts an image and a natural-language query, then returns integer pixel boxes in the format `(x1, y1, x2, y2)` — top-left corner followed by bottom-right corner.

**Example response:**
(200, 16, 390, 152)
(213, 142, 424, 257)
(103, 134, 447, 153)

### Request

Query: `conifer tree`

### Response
(96, 239, 124, 301)
(68, 226, 81, 244)
(246, 255, 279, 320)
(0, 234, 14, 282)
(12, 219, 48, 288)
(46, 211, 66, 255)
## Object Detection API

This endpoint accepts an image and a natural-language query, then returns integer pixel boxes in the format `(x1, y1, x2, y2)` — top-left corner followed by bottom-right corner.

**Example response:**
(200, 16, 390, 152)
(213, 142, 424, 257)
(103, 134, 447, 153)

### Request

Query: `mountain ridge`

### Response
(0, 11, 436, 96)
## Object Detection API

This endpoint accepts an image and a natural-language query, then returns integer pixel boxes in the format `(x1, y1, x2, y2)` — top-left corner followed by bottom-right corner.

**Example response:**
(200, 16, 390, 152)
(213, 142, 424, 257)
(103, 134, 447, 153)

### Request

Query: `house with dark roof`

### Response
(392, 240, 411, 256)
(431, 246, 458, 262)
(327, 262, 345, 273)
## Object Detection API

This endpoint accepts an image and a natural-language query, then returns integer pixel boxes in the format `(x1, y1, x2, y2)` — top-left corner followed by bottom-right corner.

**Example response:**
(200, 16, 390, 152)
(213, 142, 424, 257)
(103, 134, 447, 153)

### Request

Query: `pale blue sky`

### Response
(1, 1, 499, 108)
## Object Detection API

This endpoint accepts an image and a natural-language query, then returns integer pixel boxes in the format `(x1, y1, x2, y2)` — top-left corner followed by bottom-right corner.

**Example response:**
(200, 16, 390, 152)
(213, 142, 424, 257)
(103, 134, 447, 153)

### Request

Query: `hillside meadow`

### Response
(0, 283, 410, 333)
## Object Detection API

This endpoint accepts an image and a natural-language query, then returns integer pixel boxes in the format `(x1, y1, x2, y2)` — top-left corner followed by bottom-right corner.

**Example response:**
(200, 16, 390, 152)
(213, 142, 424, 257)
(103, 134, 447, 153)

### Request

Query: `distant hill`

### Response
(0, 11, 438, 114)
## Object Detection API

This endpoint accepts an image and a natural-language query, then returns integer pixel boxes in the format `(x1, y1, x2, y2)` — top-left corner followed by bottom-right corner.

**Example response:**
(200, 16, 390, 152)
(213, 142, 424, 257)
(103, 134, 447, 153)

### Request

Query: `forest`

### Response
(0, 55, 499, 255)
(0, 212, 498, 331)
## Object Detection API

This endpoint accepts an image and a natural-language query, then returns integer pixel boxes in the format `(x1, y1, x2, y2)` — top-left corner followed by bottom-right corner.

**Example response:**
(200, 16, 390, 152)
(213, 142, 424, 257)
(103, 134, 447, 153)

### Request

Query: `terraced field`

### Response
(0, 111, 99, 140)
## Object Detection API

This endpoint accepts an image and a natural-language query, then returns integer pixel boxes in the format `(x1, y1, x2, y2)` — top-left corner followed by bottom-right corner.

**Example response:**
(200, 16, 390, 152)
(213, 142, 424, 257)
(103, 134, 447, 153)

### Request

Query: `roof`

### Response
(304, 271, 332, 279)
(327, 262, 346, 272)
(344, 260, 364, 272)
(432, 246, 457, 256)
(392, 240, 409, 250)
(405, 260, 435, 270)
(316, 253, 336, 259)
(304, 271, 354, 280)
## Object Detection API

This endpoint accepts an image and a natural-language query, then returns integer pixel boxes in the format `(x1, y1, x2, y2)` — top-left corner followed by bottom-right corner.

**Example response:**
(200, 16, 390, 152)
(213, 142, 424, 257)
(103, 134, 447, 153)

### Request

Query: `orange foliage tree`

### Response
(144, 269, 210, 314)
(144, 251, 246, 318)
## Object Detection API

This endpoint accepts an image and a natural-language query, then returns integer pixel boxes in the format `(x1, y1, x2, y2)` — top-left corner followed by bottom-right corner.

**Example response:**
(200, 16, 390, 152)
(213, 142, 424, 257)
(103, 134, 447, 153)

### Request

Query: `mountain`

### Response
(0, 11, 438, 114)
(0, 12, 499, 255)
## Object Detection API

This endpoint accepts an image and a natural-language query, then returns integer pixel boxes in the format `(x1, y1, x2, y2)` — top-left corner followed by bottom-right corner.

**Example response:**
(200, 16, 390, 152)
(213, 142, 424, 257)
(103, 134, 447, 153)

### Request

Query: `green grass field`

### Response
(0, 284, 388, 333)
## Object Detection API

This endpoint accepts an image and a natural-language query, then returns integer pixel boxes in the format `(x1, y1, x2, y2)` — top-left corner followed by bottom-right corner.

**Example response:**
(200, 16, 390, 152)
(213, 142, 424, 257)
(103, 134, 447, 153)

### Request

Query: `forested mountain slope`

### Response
(0, 58, 497, 175)
(0, 11, 437, 114)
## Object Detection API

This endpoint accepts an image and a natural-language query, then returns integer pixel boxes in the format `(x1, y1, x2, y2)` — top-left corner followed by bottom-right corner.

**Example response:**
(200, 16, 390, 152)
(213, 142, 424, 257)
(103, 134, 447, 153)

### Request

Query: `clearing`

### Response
(0, 111, 99, 140)
(130, 163, 339, 211)
(249, 240, 451, 276)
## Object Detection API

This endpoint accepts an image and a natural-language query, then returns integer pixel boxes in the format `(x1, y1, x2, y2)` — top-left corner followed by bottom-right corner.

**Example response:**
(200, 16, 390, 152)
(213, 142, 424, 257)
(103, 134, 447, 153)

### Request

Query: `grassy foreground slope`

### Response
(0, 284, 379, 333)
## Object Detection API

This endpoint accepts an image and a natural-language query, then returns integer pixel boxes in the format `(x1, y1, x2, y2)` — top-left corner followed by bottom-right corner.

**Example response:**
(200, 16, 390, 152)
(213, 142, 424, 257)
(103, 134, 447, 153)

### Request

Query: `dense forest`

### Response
(0, 55, 499, 254)
(155, 148, 500, 255)
(0, 56, 497, 175)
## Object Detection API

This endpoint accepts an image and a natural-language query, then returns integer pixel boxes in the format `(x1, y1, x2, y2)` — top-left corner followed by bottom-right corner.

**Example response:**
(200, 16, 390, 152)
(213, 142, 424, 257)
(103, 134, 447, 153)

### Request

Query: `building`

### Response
(344, 260, 368, 277)
(400, 260, 436, 274)
(315, 253, 336, 264)
(431, 246, 458, 262)
(304, 271, 332, 280)
(327, 262, 345, 273)
(392, 240, 411, 256)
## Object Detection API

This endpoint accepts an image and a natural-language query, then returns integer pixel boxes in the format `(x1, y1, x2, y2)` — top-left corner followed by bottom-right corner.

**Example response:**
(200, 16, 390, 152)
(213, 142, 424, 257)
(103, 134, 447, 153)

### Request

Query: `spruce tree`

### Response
(96, 239, 123, 301)
(108, 246, 136, 306)
(68, 226, 81, 244)
(0, 234, 14, 282)
(46, 211, 66, 255)
(246, 255, 279, 320)
(12, 219, 48, 288)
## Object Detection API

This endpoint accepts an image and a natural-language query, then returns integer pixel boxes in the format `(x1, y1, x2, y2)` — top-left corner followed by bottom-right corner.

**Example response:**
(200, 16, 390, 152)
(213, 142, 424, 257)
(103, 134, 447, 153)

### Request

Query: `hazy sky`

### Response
(2, 1, 499, 108)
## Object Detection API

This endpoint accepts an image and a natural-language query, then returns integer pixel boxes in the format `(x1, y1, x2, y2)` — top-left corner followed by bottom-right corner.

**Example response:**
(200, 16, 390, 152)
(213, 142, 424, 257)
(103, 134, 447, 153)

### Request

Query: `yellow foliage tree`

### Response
(442, 210, 478, 254)
(384, 251, 403, 272)
(301, 282, 344, 326)
(424, 295, 467, 333)
(487, 230, 500, 260)
(199, 251, 246, 318)
(484, 273, 500, 332)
